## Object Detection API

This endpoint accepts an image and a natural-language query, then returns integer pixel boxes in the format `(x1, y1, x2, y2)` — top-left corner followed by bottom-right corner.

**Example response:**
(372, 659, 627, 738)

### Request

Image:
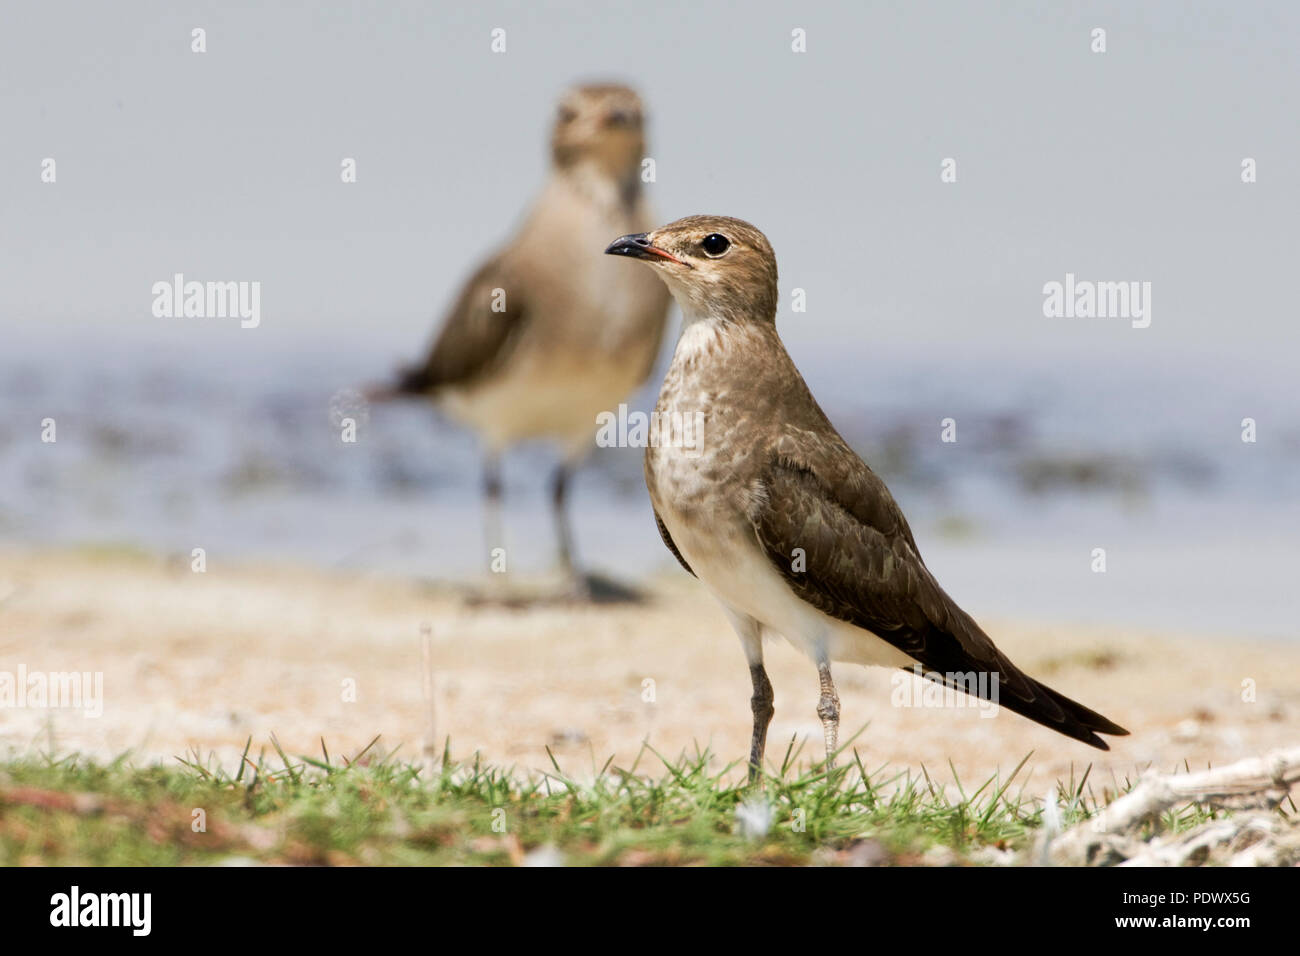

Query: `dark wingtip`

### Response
(1037, 681, 1130, 745)
(1083, 716, 1130, 739)
(366, 366, 433, 402)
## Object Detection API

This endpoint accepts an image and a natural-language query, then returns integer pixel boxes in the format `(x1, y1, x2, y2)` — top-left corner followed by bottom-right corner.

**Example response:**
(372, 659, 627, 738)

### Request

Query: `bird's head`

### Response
(551, 83, 646, 178)
(605, 215, 778, 325)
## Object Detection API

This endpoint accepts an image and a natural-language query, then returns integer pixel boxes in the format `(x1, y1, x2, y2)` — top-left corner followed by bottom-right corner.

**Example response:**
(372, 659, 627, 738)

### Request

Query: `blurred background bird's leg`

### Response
(482, 451, 504, 569)
(550, 463, 575, 572)
(551, 461, 589, 598)
(816, 661, 841, 770)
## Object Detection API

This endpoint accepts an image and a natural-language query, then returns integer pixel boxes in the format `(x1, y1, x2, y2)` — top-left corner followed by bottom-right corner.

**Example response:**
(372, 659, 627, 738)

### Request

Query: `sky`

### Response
(2, 0, 1297, 371)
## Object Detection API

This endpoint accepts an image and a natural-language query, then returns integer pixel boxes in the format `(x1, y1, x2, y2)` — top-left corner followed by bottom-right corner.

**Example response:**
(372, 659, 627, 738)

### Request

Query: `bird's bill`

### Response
(604, 233, 688, 266)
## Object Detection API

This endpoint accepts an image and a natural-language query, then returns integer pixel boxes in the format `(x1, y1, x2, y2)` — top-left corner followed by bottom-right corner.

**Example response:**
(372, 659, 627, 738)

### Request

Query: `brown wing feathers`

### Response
(750, 446, 1128, 749)
(383, 255, 528, 397)
(655, 510, 695, 577)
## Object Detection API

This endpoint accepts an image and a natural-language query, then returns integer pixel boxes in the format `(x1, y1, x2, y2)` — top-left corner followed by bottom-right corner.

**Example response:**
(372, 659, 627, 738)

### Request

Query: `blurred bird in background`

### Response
(370, 84, 671, 597)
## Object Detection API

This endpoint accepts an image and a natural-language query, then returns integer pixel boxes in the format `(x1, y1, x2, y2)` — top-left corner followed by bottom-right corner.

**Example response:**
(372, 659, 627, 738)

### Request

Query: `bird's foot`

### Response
(561, 571, 645, 605)
(559, 571, 593, 603)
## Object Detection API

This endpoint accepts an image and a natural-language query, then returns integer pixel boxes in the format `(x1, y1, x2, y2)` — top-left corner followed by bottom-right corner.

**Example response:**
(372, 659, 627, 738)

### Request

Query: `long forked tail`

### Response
(1027, 680, 1130, 750)
(912, 663, 1129, 751)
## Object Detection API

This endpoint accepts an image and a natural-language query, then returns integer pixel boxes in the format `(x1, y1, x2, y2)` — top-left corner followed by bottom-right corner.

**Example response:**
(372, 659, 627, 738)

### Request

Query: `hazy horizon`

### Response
(3, 1, 1297, 367)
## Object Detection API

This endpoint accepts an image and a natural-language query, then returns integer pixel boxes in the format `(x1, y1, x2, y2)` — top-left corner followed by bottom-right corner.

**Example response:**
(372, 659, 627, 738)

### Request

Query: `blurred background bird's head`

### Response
(550, 83, 646, 180)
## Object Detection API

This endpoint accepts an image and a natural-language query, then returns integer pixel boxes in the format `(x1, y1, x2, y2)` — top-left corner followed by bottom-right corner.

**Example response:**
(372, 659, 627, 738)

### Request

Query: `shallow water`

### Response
(2, 333, 1296, 639)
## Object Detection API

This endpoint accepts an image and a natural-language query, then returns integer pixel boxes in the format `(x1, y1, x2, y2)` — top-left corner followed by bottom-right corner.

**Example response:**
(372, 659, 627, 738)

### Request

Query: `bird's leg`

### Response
(816, 661, 841, 770)
(482, 452, 504, 569)
(550, 463, 576, 576)
(748, 662, 775, 784)
(728, 614, 773, 785)
(551, 463, 592, 603)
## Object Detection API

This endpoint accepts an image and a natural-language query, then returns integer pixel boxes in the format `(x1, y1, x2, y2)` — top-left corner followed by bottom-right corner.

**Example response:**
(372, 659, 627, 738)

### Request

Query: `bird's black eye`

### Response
(606, 109, 638, 128)
(700, 234, 731, 257)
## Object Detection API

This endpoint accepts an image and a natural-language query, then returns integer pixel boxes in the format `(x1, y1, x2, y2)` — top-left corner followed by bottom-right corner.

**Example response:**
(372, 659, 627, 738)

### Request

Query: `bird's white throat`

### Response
(670, 310, 729, 364)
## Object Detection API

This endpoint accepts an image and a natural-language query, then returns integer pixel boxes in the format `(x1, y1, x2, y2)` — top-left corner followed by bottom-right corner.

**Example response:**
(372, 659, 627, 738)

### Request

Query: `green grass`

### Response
(0, 732, 1218, 866)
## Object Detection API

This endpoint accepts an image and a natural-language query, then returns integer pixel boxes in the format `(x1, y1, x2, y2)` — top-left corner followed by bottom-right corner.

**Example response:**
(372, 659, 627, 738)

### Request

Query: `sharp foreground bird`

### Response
(371, 84, 671, 592)
(606, 215, 1128, 780)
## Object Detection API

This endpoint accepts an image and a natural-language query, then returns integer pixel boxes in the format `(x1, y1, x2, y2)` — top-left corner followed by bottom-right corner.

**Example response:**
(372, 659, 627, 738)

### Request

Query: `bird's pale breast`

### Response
(646, 320, 916, 669)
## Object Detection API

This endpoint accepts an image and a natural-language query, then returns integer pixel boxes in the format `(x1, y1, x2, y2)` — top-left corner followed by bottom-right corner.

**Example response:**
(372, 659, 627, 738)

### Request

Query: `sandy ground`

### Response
(1, 546, 1297, 798)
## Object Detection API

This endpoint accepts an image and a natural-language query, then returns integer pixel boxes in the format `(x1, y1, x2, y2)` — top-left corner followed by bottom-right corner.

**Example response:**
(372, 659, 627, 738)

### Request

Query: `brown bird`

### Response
(372, 84, 671, 590)
(606, 215, 1128, 780)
